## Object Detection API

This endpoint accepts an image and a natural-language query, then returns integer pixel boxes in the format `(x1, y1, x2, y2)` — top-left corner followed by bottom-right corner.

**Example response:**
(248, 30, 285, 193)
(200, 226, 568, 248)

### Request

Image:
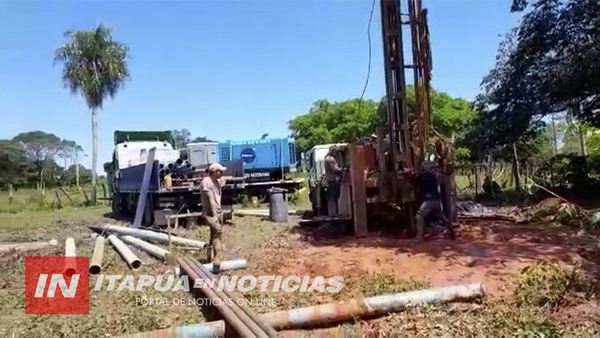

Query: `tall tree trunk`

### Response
(75, 150, 80, 189)
(578, 124, 587, 156)
(551, 113, 558, 154)
(512, 142, 521, 192)
(577, 102, 587, 156)
(38, 165, 44, 191)
(91, 108, 98, 205)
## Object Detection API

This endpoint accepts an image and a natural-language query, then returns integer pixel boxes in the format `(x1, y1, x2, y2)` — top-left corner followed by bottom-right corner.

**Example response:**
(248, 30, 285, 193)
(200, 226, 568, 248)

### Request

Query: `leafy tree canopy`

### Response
(480, 0, 600, 144)
(173, 129, 215, 148)
(54, 25, 130, 109)
(289, 86, 476, 155)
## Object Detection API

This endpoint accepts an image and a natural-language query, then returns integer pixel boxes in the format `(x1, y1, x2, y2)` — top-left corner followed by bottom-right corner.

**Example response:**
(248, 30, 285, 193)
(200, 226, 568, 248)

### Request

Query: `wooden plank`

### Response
(132, 147, 157, 228)
(349, 144, 368, 237)
(338, 178, 352, 217)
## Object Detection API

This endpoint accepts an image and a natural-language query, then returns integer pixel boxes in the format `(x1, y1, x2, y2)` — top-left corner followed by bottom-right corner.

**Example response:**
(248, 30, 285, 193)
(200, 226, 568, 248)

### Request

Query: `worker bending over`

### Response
(201, 163, 226, 273)
(324, 146, 343, 216)
(413, 162, 455, 241)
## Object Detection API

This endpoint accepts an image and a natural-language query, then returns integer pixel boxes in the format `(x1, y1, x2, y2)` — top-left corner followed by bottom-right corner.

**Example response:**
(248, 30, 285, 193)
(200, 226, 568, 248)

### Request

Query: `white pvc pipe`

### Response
(119, 235, 170, 260)
(174, 259, 248, 275)
(89, 237, 105, 275)
(96, 224, 206, 248)
(107, 235, 142, 270)
(64, 238, 77, 277)
(204, 259, 248, 273)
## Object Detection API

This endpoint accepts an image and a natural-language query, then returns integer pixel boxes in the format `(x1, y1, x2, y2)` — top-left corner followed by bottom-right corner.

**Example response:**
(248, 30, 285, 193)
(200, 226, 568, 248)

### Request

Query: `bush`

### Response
(535, 154, 600, 199)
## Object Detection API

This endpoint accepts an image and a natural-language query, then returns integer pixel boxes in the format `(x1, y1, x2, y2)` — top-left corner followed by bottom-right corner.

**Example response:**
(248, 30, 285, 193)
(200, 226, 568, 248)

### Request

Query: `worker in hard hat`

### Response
(201, 162, 227, 273)
(324, 146, 343, 216)
(413, 161, 455, 241)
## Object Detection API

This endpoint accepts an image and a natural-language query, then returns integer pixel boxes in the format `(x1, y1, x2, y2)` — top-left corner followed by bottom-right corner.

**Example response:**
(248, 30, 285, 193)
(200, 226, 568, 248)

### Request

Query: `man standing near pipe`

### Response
(324, 146, 343, 216)
(201, 163, 227, 273)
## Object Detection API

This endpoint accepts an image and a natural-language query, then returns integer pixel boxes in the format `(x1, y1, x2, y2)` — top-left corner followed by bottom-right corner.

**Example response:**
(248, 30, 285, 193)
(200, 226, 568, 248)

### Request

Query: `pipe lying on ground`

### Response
(119, 283, 485, 338)
(181, 257, 276, 338)
(174, 259, 248, 275)
(119, 235, 170, 261)
(177, 258, 256, 337)
(89, 236, 105, 275)
(0, 239, 58, 253)
(234, 209, 302, 217)
(91, 224, 207, 248)
(188, 258, 278, 337)
(107, 235, 142, 270)
(64, 238, 77, 277)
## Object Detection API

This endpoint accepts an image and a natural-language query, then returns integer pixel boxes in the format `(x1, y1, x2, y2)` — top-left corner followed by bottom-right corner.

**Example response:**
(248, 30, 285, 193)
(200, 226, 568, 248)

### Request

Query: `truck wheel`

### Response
(111, 195, 121, 217)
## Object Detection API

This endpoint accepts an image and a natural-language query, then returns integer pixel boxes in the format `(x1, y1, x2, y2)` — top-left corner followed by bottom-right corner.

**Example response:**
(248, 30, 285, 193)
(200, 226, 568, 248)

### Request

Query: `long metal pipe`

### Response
(182, 257, 271, 338)
(92, 224, 206, 248)
(119, 235, 170, 261)
(177, 258, 255, 337)
(89, 236, 105, 275)
(189, 258, 278, 337)
(107, 235, 142, 270)
(64, 238, 77, 277)
(120, 283, 485, 337)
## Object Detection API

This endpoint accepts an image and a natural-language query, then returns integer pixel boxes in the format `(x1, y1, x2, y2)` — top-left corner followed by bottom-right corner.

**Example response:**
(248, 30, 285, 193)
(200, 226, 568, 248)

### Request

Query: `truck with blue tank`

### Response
(104, 130, 245, 227)
(186, 137, 302, 197)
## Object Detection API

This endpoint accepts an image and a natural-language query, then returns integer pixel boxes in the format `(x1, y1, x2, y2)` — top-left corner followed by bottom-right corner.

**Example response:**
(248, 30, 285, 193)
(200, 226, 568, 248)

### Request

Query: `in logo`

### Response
(25, 256, 89, 314)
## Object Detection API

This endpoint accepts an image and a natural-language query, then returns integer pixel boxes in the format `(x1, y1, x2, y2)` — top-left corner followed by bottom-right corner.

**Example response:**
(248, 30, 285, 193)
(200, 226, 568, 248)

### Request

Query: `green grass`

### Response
(0, 206, 110, 233)
(0, 185, 110, 214)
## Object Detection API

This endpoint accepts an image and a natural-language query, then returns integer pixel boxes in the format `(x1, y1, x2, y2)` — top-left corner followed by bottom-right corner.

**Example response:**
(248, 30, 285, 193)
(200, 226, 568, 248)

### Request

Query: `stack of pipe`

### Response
(89, 224, 248, 273)
(178, 257, 278, 337)
(159, 158, 195, 180)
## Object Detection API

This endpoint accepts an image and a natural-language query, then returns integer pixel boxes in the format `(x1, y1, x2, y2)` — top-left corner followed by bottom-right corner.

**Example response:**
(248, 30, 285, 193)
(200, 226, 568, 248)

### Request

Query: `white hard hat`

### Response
(208, 163, 227, 173)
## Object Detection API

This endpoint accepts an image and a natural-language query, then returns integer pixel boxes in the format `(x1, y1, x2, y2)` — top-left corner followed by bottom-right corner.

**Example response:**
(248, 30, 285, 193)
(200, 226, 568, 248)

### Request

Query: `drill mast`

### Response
(380, 0, 433, 176)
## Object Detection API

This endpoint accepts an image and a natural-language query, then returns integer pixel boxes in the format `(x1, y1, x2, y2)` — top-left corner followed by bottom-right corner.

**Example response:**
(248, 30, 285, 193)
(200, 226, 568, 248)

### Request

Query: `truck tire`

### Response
(111, 194, 121, 217)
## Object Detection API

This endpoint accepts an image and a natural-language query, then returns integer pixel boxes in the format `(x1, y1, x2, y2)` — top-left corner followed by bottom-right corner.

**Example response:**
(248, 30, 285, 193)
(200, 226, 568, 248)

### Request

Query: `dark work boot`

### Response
(212, 256, 221, 274)
(206, 245, 213, 263)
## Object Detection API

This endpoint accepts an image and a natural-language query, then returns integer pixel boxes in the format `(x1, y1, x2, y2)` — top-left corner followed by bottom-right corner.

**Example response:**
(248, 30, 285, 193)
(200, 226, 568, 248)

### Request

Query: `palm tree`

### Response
(54, 25, 130, 204)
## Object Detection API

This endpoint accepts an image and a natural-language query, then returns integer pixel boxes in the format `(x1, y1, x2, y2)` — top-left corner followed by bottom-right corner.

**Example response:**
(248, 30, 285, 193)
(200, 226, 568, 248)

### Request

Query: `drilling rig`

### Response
(332, 0, 456, 237)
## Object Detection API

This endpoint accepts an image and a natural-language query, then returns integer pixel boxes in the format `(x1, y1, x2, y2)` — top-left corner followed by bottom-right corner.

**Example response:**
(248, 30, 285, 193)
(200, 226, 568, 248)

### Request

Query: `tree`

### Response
(58, 139, 79, 169)
(0, 140, 28, 188)
(289, 88, 476, 156)
(12, 131, 62, 188)
(288, 99, 380, 153)
(54, 24, 130, 204)
(191, 136, 214, 143)
(481, 0, 600, 144)
(173, 129, 192, 148)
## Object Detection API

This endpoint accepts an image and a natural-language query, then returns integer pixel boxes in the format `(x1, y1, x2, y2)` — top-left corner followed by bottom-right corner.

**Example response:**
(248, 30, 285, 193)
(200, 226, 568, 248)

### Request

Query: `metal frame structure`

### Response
(343, 0, 455, 236)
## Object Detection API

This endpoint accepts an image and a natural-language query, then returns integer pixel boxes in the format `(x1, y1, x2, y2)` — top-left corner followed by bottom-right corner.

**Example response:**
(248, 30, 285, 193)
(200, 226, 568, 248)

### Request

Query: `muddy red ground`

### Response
(277, 219, 599, 296)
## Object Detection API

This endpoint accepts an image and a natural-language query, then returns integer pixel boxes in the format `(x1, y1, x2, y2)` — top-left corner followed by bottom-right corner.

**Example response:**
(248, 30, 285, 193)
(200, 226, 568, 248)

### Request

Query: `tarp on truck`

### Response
(114, 130, 176, 148)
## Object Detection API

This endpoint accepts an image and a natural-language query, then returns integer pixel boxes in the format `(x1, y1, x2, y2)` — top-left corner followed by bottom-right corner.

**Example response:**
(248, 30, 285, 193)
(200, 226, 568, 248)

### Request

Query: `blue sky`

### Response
(0, 0, 519, 170)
